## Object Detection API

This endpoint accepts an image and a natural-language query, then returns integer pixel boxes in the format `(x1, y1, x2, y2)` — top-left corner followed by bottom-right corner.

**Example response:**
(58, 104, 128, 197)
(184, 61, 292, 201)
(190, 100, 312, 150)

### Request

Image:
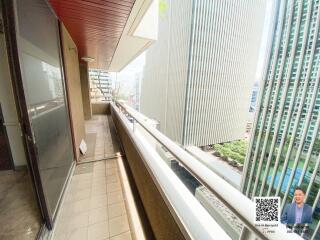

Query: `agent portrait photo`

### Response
(281, 186, 313, 224)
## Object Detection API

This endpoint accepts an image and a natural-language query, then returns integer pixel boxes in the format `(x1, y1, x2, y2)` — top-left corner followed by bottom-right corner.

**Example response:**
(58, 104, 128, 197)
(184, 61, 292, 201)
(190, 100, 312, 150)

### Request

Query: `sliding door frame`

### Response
(1, 0, 53, 229)
(1, 0, 76, 230)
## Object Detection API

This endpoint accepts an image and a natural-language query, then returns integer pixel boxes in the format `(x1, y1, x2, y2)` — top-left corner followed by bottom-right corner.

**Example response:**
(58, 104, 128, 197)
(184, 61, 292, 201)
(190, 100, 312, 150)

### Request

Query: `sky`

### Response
(255, 0, 276, 83)
(111, 53, 146, 97)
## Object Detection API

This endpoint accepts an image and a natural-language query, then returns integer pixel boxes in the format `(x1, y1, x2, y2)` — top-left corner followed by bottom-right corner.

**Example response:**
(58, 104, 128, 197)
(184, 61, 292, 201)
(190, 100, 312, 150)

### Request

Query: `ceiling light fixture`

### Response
(81, 56, 95, 62)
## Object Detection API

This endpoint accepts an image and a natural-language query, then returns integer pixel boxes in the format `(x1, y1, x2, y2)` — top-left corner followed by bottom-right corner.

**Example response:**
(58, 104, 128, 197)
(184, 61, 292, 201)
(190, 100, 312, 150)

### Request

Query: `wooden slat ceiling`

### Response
(49, 0, 136, 69)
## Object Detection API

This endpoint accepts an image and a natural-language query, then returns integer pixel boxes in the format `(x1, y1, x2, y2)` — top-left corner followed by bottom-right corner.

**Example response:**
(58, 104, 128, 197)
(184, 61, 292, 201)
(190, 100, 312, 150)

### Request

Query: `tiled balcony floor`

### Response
(53, 158, 132, 240)
(0, 170, 41, 239)
(80, 115, 121, 163)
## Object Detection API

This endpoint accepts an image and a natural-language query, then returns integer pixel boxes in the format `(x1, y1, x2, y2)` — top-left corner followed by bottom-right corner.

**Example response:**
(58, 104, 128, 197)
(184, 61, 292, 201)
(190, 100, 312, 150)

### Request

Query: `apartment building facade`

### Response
(89, 69, 112, 102)
(242, 0, 320, 238)
(140, 0, 266, 146)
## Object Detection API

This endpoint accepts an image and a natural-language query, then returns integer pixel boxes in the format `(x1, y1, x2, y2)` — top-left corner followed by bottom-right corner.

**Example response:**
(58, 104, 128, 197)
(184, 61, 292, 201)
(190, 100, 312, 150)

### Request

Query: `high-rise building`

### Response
(249, 82, 260, 113)
(133, 72, 142, 111)
(242, 0, 320, 238)
(89, 69, 112, 102)
(140, 0, 266, 146)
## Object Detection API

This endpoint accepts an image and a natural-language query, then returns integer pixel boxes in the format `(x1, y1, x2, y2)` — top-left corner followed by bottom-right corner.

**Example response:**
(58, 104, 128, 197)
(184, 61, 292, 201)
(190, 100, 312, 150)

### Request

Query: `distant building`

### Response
(242, 1, 320, 238)
(140, 0, 266, 146)
(246, 82, 260, 136)
(89, 69, 112, 102)
(249, 82, 260, 113)
(130, 72, 142, 111)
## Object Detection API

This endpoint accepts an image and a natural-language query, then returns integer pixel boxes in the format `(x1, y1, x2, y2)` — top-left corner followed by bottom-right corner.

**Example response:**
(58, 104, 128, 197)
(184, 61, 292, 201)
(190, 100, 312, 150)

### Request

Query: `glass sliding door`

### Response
(14, 0, 74, 221)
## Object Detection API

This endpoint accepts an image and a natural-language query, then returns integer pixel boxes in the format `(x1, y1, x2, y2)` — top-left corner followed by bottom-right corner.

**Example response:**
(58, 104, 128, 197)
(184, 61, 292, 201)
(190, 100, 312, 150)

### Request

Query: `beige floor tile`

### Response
(57, 210, 89, 235)
(93, 165, 105, 177)
(74, 163, 94, 174)
(94, 161, 106, 167)
(93, 166, 106, 172)
(68, 227, 88, 240)
(105, 160, 117, 169)
(59, 205, 73, 219)
(92, 182, 107, 191)
(95, 144, 104, 150)
(108, 202, 126, 219)
(93, 172, 106, 179)
(109, 231, 132, 240)
(106, 168, 117, 176)
(92, 178, 107, 186)
(67, 188, 91, 202)
(108, 215, 129, 237)
(72, 173, 92, 181)
(92, 176, 107, 184)
(53, 231, 67, 240)
(88, 221, 109, 240)
(92, 183, 107, 190)
(96, 141, 105, 149)
(91, 186, 107, 196)
(89, 206, 108, 225)
(106, 171, 118, 178)
(90, 195, 108, 209)
(106, 176, 120, 184)
(64, 192, 73, 204)
(54, 220, 68, 240)
(62, 199, 90, 217)
(66, 211, 89, 231)
(94, 165, 105, 171)
(54, 116, 131, 238)
(69, 181, 92, 192)
(107, 173, 119, 182)
(71, 178, 91, 186)
(95, 154, 106, 161)
(72, 176, 92, 185)
(107, 182, 121, 193)
(72, 174, 92, 182)
(107, 191, 123, 205)
(70, 179, 91, 189)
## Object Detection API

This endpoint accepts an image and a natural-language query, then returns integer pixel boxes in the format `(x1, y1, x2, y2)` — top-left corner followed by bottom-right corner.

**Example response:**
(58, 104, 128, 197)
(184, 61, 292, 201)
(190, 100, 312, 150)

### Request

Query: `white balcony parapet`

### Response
(112, 102, 230, 240)
(113, 101, 303, 240)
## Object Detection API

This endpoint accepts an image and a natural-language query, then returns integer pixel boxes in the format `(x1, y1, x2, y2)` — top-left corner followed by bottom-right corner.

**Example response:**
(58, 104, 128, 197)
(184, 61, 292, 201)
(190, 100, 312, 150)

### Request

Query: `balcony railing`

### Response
(110, 101, 303, 240)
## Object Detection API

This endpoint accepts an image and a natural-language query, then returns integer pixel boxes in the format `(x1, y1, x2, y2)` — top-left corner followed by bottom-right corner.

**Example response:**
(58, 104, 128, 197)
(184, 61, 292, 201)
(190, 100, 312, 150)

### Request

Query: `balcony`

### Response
(48, 102, 303, 240)
(0, 0, 310, 239)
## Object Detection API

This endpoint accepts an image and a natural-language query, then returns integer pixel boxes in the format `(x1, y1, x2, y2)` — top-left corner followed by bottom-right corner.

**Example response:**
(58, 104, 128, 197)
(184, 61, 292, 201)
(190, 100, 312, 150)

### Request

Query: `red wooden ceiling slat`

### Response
(95, 0, 135, 7)
(55, 15, 126, 29)
(53, 0, 132, 15)
(49, 0, 135, 69)
(50, 1, 131, 18)
(70, 33, 122, 42)
(49, 4, 129, 23)
(82, 0, 134, 10)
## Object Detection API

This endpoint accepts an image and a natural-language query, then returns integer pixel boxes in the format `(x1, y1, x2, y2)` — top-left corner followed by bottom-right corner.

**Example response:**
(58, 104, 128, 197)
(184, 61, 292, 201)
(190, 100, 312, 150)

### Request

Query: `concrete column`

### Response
(60, 24, 85, 160)
(80, 62, 92, 120)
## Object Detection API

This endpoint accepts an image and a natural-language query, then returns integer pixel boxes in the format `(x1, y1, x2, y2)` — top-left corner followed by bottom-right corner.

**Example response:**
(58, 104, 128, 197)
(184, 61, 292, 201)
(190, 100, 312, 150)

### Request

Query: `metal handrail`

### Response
(114, 101, 303, 240)
(112, 102, 230, 240)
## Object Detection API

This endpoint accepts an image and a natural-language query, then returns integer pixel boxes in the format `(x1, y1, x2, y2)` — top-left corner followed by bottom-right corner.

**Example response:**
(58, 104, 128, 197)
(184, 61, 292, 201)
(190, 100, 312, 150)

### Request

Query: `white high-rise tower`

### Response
(140, 0, 266, 146)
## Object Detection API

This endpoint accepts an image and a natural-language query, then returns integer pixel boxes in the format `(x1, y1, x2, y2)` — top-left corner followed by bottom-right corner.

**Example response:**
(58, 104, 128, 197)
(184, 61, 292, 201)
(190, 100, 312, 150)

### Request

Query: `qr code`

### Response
(254, 197, 280, 223)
